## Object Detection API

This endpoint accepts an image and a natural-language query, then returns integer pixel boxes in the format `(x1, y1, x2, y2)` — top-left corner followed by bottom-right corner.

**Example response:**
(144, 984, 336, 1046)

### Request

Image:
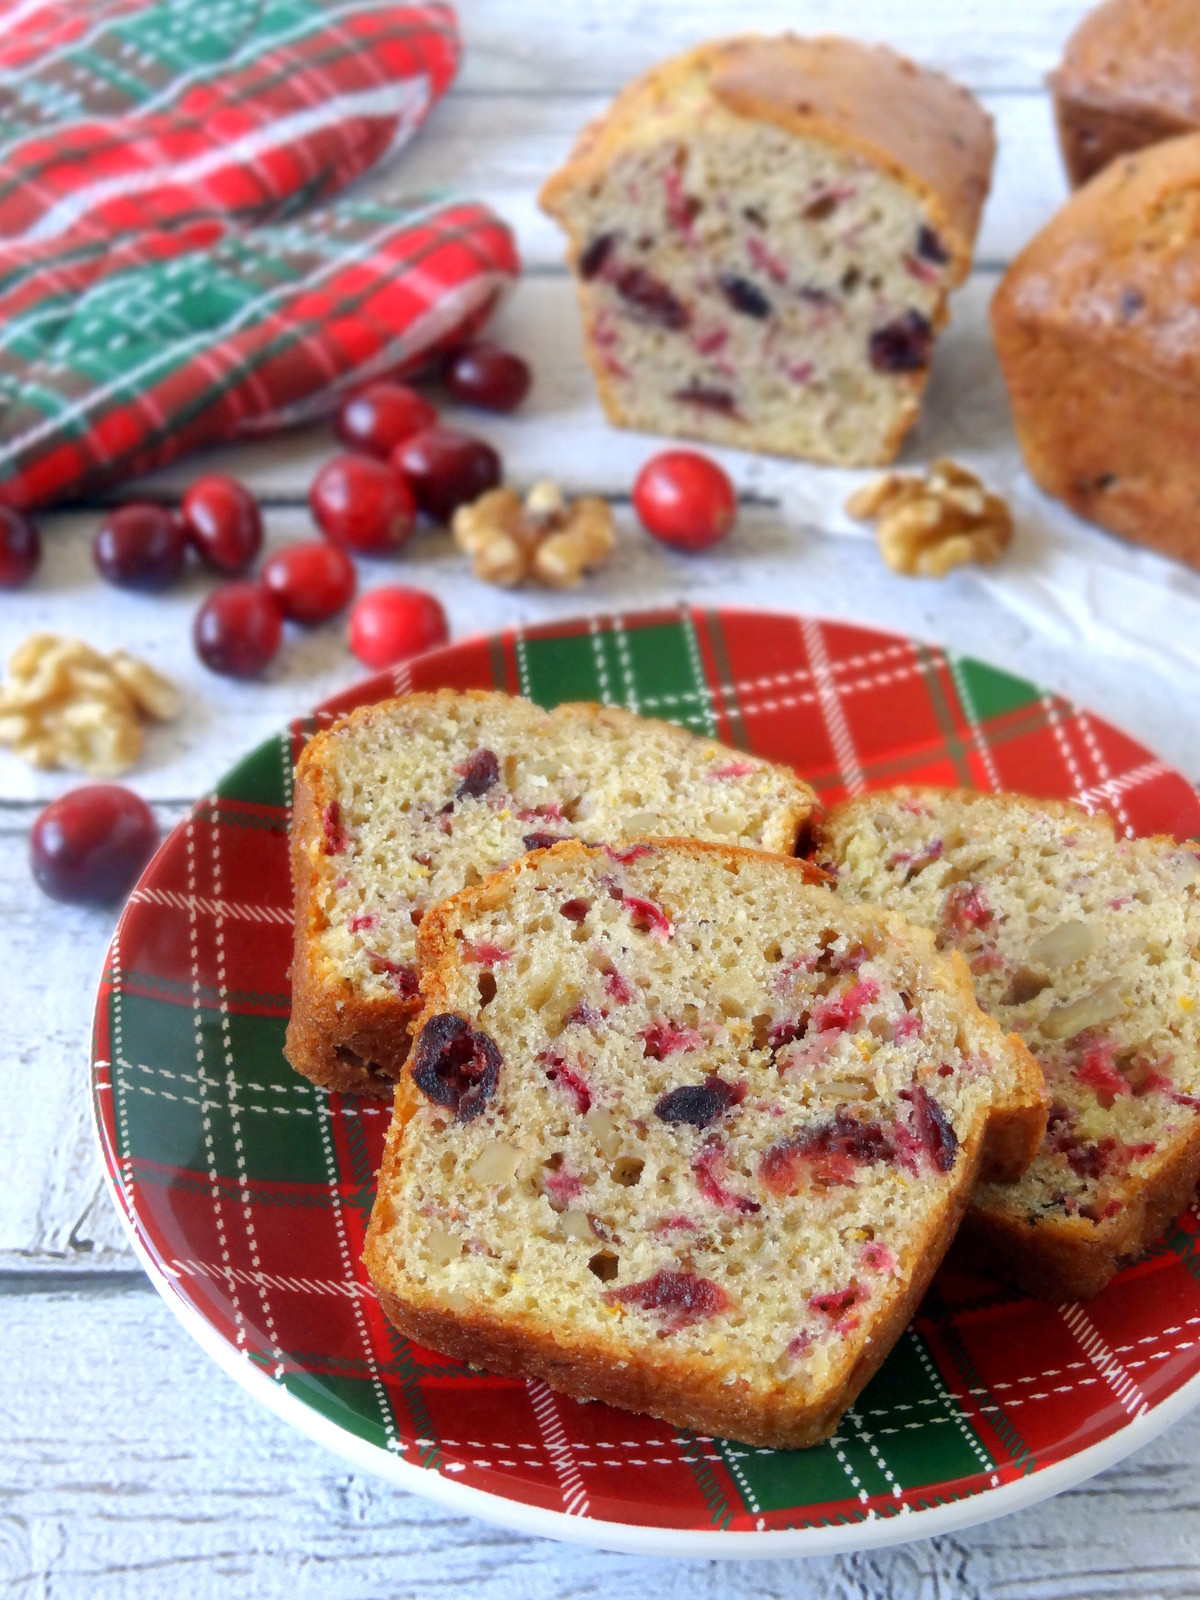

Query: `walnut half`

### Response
(452, 481, 615, 588)
(846, 458, 1013, 579)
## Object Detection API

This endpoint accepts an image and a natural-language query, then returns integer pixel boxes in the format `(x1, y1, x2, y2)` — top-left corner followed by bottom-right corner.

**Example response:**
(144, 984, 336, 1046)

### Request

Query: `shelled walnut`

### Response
(452, 481, 615, 588)
(846, 459, 1013, 578)
(0, 633, 179, 775)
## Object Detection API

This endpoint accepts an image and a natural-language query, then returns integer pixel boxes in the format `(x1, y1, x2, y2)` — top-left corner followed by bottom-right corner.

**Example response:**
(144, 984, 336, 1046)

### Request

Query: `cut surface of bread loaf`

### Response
(363, 839, 1046, 1449)
(816, 789, 1200, 1299)
(539, 34, 994, 466)
(287, 691, 815, 1097)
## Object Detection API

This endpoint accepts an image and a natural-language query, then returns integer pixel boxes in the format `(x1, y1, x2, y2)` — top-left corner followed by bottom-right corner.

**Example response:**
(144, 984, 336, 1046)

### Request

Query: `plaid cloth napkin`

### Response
(0, 196, 519, 508)
(0, 0, 461, 241)
(0, 1, 524, 508)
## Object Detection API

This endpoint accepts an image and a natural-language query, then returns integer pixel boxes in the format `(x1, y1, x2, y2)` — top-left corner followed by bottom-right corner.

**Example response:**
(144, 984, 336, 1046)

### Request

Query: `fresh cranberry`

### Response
(181, 475, 263, 574)
(30, 785, 158, 904)
(444, 344, 531, 412)
(633, 451, 737, 551)
(262, 541, 356, 624)
(603, 1270, 728, 1327)
(193, 581, 283, 678)
(392, 427, 501, 522)
(348, 585, 448, 670)
(0, 506, 40, 588)
(336, 382, 438, 458)
(309, 455, 416, 555)
(93, 504, 186, 591)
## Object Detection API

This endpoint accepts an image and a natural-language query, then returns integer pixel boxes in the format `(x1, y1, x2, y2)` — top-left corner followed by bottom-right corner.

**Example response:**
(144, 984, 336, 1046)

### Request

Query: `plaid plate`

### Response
(0, 1, 460, 241)
(0, 194, 518, 508)
(92, 609, 1200, 1539)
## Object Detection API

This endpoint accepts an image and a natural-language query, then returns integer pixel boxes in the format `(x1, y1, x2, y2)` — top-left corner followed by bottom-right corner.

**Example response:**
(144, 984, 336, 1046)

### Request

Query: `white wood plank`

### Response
(362, 87, 1067, 273)
(2, 1280, 1200, 1598)
(450, 0, 1093, 94)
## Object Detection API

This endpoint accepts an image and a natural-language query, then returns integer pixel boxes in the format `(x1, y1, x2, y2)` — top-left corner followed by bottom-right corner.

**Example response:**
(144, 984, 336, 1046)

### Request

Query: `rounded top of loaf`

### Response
(991, 131, 1200, 386)
(1051, 0, 1200, 123)
(539, 33, 995, 280)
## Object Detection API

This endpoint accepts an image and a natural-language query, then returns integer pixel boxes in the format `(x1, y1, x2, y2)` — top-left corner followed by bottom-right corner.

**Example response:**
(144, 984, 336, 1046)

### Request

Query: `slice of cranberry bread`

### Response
(287, 691, 815, 1097)
(539, 35, 995, 466)
(816, 789, 1200, 1299)
(363, 839, 1045, 1449)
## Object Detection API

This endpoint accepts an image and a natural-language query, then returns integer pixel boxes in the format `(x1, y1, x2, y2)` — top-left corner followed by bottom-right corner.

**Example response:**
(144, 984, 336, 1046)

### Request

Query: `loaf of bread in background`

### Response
(816, 788, 1200, 1299)
(540, 34, 994, 466)
(1051, 0, 1200, 187)
(286, 691, 816, 1096)
(364, 838, 1046, 1449)
(992, 133, 1200, 571)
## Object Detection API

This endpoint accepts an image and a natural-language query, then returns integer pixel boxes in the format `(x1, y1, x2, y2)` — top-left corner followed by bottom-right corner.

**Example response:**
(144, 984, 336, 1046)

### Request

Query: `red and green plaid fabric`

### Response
(0, 1, 460, 242)
(0, 195, 518, 508)
(92, 610, 1200, 1544)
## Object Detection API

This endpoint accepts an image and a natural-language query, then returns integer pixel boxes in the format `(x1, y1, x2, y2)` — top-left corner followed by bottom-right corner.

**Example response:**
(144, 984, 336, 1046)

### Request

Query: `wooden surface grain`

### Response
(5, 0, 1200, 1592)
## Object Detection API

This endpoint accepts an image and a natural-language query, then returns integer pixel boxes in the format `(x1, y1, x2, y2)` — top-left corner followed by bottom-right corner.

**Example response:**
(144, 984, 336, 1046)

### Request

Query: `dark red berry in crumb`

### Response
(603, 1270, 728, 1327)
(717, 273, 771, 319)
(348, 585, 448, 670)
(392, 426, 501, 523)
(560, 898, 590, 922)
(0, 506, 40, 588)
(760, 1111, 895, 1194)
(898, 1084, 958, 1173)
(868, 310, 934, 373)
(193, 581, 283, 678)
(654, 1076, 743, 1128)
(262, 540, 356, 624)
(672, 383, 739, 415)
(30, 784, 158, 904)
(455, 747, 500, 800)
(309, 454, 416, 555)
(633, 451, 737, 552)
(181, 475, 263, 575)
(916, 225, 949, 264)
(615, 265, 689, 329)
(336, 382, 438, 458)
(94, 504, 186, 591)
(579, 231, 617, 280)
(523, 831, 564, 851)
(412, 1012, 502, 1122)
(445, 344, 532, 413)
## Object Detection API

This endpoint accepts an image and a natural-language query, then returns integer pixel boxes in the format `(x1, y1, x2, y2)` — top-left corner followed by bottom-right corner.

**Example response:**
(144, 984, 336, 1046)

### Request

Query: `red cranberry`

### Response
(392, 427, 501, 523)
(193, 581, 283, 678)
(181, 475, 263, 575)
(444, 344, 531, 412)
(633, 452, 737, 552)
(0, 506, 40, 588)
(335, 382, 438, 458)
(309, 454, 416, 555)
(348, 585, 448, 671)
(262, 540, 356, 625)
(30, 785, 158, 904)
(93, 504, 186, 591)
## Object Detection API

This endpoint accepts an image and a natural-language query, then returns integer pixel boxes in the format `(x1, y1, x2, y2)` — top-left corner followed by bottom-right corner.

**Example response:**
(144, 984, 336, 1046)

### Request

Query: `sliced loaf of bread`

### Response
(816, 789, 1200, 1298)
(287, 691, 815, 1096)
(363, 838, 1046, 1448)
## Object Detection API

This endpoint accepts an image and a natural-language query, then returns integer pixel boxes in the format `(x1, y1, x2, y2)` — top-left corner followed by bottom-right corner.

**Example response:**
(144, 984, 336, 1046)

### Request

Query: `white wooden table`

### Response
(7, 1, 1200, 1592)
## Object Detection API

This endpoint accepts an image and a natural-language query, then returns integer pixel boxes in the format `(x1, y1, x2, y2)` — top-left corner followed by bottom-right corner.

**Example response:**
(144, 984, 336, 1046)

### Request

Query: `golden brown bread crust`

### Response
(991, 134, 1200, 570)
(709, 36, 995, 275)
(365, 837, 1018, 1449)
(371, 1128, 984, 1450)
(285, 691, 815, 1098)
(1051, 0, 1200, 186)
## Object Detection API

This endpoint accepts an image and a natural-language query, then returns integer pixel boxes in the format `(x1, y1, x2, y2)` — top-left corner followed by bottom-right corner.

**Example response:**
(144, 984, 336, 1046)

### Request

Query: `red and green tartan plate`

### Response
(91, 608, 1200, 1556)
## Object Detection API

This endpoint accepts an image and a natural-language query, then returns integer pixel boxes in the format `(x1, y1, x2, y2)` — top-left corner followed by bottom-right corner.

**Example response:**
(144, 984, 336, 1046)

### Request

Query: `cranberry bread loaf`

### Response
(539, 35, 995, 467)
(991, 134, 1200, 570)
(287, 691, 815, 1097)
(816, 789, 1200, 1299)
(363, 839, 1047, 1449)
(1051, 0, 1200, 187)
